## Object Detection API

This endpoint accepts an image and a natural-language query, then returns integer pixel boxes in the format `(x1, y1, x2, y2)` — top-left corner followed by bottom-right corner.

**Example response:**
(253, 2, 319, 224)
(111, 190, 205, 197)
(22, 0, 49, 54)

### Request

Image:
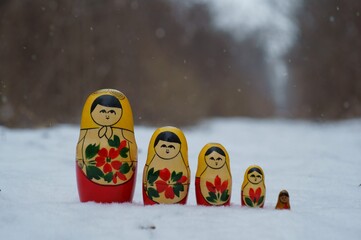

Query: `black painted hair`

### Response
(205, 146, 226, 157)
(279, 191, 289, 197)
(247, 167, 263, 175)
(90, 95, 122, 113)
(154, 131, 181, 147)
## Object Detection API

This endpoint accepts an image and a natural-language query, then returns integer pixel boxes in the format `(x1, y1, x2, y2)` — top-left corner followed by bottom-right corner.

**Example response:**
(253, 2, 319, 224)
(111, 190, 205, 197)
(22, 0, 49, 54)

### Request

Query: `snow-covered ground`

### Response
(1, 118, 361, 239)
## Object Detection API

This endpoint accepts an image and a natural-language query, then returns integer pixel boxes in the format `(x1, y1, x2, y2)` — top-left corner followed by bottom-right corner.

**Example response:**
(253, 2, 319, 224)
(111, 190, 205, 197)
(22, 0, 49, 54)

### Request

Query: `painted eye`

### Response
(257, 175, 262, 179)
(216, 157, 222, 161)
(100, 109, 106, 113)
(109, 110, 116, 114)
(168, 145, 175, 149)
(250, 174, 255, 178)
(161, 144, 167, 148)
(210, 157, 215, 160)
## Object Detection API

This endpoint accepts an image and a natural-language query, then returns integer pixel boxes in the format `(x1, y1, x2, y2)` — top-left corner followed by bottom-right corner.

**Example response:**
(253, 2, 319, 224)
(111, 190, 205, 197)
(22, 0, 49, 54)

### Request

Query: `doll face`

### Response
(279, 193, 289, 203)
(155, 140, 181, 160)
(247, 170, 263, 184)
(205, 151, 226, 169)
(91, 104, 122, 126)
(279, 195, 289, 203)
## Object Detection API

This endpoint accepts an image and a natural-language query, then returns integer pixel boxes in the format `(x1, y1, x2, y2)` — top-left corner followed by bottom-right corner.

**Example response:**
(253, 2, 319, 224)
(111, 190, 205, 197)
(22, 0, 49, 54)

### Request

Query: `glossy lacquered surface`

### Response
(195, 143, 232, 206)
(142, 126, 190, 205)
(76, 89, 138, 203)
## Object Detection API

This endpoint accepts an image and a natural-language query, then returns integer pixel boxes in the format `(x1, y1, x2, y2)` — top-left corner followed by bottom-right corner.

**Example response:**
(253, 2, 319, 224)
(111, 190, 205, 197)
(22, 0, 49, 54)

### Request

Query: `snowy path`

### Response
(1, 118, 361, 239)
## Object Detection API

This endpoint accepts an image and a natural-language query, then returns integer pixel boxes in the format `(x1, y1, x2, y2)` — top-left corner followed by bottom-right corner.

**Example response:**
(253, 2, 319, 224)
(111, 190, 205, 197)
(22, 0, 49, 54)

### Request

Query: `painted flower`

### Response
(154, 168, 188, 199)
(249, 187, 262, 203)
(112, 170, 127, 184)
(206, 175, 228, 193)
(119, 140, 127, 150)
(205, 175, 229, 204)
(95, 147, 121, 173)
(84, 136, 132, 183)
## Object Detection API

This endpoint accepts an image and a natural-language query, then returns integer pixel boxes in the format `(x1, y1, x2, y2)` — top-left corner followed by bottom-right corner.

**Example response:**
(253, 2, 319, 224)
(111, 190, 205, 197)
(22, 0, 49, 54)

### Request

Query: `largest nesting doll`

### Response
(76, 89, 137, 203)
(195, 143, 232, 206)
(142, 126, 190, 205)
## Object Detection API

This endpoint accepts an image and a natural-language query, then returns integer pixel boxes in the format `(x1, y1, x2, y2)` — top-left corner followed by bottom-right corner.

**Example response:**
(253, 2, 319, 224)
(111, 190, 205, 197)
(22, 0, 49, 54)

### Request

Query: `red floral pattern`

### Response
(244, 187, 264, 207)
(146, 168, 188, 200)
(155, 168, 188, 199)
(249, 187, 261, 203)
(112, 170, 127, 183)
(205, 175, 230, 204)
(84, 136, 131, 184)
(95, 147, 121, 173)
(206, 175, 228, 193)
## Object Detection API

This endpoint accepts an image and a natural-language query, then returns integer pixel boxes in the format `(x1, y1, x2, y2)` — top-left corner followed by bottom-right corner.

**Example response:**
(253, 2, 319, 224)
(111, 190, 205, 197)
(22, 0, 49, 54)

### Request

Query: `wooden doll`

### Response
(241, 165, 266, 208)
(142, 126, 190, 205)
(195, 143, 232, 206)
(76, 89, 137, 203)
(275, 190, 291, 210)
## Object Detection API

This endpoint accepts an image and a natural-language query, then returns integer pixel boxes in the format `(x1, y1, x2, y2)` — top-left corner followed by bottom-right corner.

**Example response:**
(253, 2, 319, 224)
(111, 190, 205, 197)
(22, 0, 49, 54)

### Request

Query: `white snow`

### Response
(1, 118, 361, 239)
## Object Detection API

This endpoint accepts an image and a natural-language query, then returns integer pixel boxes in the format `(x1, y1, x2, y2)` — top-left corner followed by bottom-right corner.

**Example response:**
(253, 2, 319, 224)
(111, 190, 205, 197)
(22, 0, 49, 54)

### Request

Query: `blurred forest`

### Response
(0, 0, 360, 127)
(287, 0, 361, 120)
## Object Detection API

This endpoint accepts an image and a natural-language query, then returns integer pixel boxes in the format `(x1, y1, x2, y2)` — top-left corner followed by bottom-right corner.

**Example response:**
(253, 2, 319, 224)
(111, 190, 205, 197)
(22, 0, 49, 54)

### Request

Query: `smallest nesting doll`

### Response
(241, 165, 266, 208)
(142, 126, 190, 205)
(275, 190, 291, 210)
(195, 143, 232, 206)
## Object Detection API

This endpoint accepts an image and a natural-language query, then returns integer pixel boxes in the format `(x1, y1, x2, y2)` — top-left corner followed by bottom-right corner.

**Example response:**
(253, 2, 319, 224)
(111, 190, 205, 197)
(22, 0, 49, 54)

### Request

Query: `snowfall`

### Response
(1, 118, 360, 240)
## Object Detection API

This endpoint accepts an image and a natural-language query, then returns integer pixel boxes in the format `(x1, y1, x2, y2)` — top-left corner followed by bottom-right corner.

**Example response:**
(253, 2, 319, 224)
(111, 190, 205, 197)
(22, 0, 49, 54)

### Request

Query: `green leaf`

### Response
(147, 187, 160, 200)
(206, 196, 216, 203)
(120, 147, 129, 158)
(173, 183, 184, 197)
(220, 189, 229, 202)
(147, 168, 159, 185)
(120, 162, 130, 174)
(108, 135, 120, 148)
(147, 168, 154, 180)
(245, 197, 254, 207)
(209, 191, 217, 200)
(171, 171, 182, 182)
(86, 166, 104, 180)
(104, 172, 114, 183)
(85, 144, 100, 159)
(257, 196, 264, 206)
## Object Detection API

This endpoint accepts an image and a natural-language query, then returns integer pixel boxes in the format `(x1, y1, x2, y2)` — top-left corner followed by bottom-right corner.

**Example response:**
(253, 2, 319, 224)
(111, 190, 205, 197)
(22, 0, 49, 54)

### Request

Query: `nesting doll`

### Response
(142, 126, 190, 205)
(76, 89, 137, 203)
(195, 143, 232, 206)
(275, 190, 290, 210)
(241, 165, 266, 208)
